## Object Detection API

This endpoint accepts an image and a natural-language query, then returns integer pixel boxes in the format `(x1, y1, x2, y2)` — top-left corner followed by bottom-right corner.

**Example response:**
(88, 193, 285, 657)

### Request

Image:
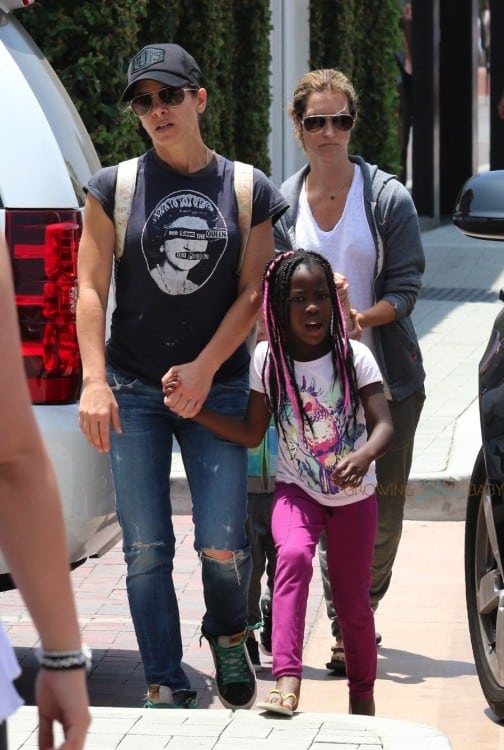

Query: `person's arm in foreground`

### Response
(331, 382, 394, 489)
(162, 219, 275, 418)
(0, 235, 90, 749)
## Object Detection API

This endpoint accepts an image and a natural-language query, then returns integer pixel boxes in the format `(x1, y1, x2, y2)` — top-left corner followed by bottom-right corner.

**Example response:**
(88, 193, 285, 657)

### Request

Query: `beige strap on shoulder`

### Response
(234, 160, 253, 272)
(114, 157, 139, 260)
(233, 160, 256, 352)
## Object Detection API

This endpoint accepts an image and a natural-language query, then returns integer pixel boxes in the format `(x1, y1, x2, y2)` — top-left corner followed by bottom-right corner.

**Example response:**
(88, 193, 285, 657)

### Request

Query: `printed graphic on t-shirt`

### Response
(141, 190, 228, 295)
(281, 375, 364, 495)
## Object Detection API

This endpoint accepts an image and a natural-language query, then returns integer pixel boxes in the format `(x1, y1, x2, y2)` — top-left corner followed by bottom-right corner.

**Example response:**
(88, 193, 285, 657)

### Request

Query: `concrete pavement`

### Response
(6, 522, 459, 750)
(7, 521, 503, 749)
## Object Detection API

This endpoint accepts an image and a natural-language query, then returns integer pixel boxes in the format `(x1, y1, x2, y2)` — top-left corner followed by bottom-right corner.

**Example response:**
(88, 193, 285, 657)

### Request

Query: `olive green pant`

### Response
(319, 386, 426, 639)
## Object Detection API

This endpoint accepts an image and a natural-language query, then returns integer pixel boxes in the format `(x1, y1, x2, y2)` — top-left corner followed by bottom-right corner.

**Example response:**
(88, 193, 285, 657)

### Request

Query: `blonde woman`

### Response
(274, 68, 425, 676)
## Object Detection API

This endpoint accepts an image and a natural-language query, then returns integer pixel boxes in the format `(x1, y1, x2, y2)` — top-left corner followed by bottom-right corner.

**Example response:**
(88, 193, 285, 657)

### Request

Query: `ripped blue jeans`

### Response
(107, 365, 251, 692)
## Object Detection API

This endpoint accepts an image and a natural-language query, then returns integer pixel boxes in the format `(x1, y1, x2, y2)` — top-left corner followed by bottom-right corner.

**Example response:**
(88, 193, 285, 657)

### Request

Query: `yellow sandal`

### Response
(257, 688, 298, 717)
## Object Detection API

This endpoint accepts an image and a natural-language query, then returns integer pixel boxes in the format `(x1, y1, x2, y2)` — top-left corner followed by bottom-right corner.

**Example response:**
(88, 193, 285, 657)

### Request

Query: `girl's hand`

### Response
(331, 451, 369, 489)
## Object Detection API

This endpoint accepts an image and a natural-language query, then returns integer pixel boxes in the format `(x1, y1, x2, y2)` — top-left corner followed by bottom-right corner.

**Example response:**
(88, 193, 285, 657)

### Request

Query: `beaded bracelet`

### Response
(36, 645, 92, 672)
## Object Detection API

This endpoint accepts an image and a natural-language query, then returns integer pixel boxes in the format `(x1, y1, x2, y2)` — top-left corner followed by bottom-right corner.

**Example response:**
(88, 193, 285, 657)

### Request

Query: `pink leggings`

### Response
(271, 482, 377, 702)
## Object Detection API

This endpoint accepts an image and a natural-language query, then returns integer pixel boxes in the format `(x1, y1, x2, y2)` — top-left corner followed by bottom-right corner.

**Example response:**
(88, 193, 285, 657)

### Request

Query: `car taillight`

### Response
(6, 210, 83, 404)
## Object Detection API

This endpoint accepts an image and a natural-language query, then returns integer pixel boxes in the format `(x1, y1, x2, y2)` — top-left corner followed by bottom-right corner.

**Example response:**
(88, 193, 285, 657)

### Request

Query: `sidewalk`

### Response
(9, 520, 504, 749)
(406, 220, 504, 520)
(6, 523, 456, 750)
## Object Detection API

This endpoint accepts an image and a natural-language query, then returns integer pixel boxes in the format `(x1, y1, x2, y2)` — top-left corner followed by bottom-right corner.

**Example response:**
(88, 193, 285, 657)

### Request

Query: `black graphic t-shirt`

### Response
(86, 150, 288, 385)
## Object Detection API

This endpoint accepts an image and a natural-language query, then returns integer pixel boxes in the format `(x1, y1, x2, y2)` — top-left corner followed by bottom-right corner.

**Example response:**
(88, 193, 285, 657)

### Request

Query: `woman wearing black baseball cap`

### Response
(76, 43, 288, 711)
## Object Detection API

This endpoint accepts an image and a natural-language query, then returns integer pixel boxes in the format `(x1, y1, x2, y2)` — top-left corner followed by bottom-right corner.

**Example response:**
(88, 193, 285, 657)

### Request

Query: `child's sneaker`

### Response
(245, 634, 262, 672)
(144, 684, 198, 708)
(202, 629, 256, 709)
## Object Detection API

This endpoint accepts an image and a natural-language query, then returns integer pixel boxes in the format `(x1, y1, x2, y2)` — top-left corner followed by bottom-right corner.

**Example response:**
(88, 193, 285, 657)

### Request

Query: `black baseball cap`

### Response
(121, 43, 202, 103)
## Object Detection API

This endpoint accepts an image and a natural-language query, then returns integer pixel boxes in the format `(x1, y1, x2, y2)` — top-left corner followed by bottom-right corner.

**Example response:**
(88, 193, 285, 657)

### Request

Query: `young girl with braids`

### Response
(163, 249, 393, 717)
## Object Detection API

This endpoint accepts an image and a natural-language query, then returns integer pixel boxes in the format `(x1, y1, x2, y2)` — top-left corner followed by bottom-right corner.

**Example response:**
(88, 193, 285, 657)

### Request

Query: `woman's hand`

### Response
(78, 380, 121, 453)
(334, 273, 361, 339)
(346, 308, 362, 339)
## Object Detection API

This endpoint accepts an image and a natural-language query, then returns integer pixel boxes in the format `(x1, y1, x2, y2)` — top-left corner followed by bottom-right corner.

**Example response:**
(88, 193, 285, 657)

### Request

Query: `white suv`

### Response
(0, 3, 120, 589)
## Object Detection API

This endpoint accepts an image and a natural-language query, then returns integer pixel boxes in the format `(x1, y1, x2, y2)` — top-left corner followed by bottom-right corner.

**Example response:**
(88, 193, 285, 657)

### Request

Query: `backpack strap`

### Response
(233, 160, 256, 353)
(233, 160, 253, 272)
(113, 157, 252, 266)
(114, 157, 139, 260)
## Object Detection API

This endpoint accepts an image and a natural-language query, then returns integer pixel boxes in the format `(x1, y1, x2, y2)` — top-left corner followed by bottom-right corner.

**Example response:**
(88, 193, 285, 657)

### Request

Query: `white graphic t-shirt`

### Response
(250, 339, 382, 507)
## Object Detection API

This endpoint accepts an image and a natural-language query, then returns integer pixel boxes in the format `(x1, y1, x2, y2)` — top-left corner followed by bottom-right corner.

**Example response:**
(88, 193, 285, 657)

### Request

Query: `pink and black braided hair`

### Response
(261, 249, 360, 443)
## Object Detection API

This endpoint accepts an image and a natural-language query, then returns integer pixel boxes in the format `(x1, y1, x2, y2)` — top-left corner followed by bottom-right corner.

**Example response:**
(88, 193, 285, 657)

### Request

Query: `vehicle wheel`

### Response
(465, 447, 504, 719)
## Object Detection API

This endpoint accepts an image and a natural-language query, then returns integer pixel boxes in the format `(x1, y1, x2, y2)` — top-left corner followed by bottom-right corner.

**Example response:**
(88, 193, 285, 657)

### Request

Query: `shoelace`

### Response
(216, 642, 251, 685)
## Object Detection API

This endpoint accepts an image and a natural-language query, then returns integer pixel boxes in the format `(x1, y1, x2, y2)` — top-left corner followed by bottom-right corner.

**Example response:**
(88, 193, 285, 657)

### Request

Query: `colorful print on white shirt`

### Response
(250, 339, 382, 507)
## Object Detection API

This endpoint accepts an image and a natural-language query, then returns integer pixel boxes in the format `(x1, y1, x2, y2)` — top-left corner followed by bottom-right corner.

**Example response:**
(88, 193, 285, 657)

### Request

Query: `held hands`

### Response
(78, 380, 121, 453)
(161, 362, 212, 418)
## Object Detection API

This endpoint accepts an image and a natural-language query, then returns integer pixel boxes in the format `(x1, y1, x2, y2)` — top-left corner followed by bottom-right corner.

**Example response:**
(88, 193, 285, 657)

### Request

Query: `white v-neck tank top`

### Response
(295, 167, 375, 351)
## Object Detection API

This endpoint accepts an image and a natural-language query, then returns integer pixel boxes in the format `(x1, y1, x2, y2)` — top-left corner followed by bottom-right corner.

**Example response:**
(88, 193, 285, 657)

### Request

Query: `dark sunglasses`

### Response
(129, 86, 198, 116)
(301, 113, 355, 133)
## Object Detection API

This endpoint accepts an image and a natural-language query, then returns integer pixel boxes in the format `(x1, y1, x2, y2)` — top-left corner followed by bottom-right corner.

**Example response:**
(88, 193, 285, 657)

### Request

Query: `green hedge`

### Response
(21, 0, 272, 171)
(20, 0, 400, 174)
(310, 0, 402, 174)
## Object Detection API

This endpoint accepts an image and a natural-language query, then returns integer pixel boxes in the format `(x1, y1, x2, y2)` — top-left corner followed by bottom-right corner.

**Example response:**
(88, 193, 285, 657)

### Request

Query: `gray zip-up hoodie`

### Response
(274, 155, 425, 402)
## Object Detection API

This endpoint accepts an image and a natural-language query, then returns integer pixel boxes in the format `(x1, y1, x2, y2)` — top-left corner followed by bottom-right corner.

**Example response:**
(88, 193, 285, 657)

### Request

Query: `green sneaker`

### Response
(144, 684, 198, 708)
(202, 629, 256, 710)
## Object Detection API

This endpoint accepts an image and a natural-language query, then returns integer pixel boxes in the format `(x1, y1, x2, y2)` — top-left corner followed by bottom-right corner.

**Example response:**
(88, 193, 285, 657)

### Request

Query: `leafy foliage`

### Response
(310, 0, 402, 173)
(21, 0, 271, 171)
(21, 0, 400, 173)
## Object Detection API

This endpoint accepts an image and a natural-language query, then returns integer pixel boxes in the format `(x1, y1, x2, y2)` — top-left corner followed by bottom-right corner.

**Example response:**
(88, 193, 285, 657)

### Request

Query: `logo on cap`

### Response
(130, 47, 165, 73)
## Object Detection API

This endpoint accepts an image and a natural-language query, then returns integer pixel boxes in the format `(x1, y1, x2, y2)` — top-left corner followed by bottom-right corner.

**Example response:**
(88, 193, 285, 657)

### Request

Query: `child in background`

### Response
(245, 422, 277, 670)
(163, 249, 393, 716)
(245, 492, 275, 670)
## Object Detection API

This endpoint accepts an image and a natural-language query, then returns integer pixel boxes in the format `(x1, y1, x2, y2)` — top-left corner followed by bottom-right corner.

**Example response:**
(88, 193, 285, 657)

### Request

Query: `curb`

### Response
(405, 474, 468, 521)
(169, 472, 469, 521)
(10, 706, 453, 750)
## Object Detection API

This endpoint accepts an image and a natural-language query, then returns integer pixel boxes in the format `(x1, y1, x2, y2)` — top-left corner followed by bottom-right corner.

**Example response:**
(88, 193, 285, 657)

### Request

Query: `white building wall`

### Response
(268, 0, 310, 186)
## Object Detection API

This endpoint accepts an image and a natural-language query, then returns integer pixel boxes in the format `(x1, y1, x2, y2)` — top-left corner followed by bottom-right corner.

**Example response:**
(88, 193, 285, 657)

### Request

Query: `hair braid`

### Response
(261, 249, 360, 443)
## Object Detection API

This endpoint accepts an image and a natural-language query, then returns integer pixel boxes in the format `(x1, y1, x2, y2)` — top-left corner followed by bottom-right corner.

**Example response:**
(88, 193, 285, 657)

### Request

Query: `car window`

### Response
(0, 17, 100, 206)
